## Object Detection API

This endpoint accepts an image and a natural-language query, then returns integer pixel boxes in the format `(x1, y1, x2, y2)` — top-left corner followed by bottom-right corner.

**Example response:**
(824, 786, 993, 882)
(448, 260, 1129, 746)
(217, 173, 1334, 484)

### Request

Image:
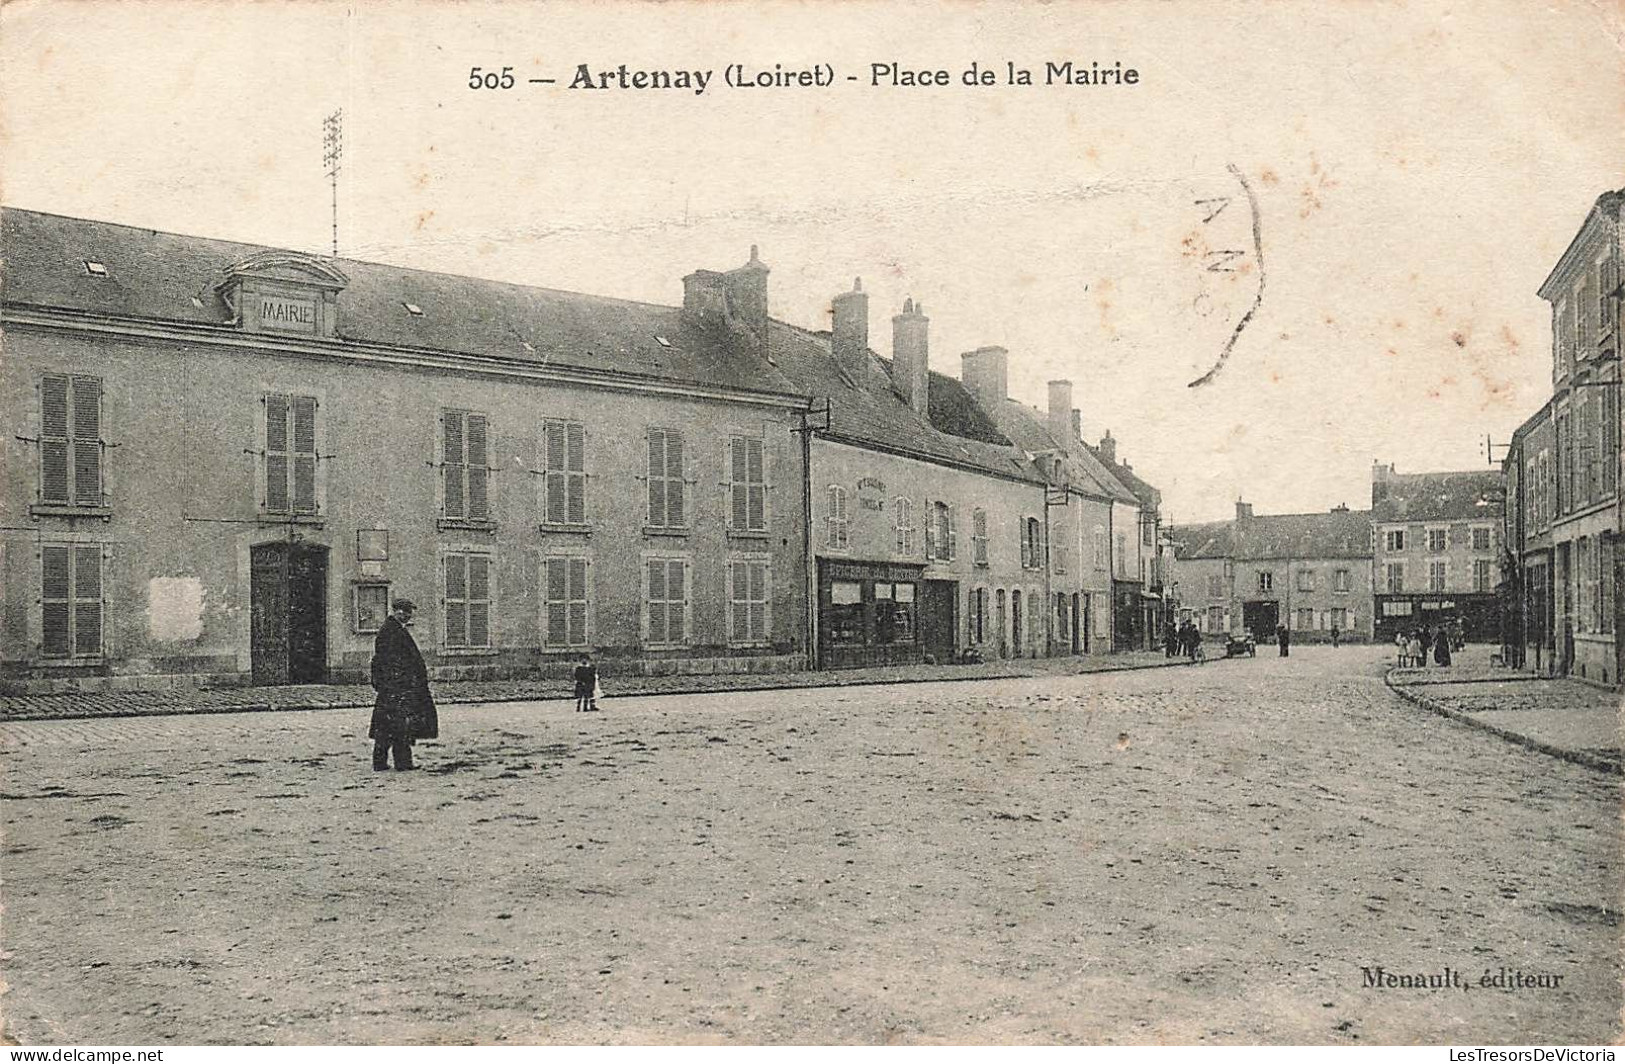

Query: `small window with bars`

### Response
(543, 419, 587, 526)
(40, 544, 102, 659)
(646, 557, 689, 646)
(647, 428, 687, 529)
(264, 394, 319, 515)
(443, 551, 493, 650)
(441, 410, 491, 524)
(39, 374, 104, 508)
(729, 558, 770, 645)
(544, 556, 591, 648)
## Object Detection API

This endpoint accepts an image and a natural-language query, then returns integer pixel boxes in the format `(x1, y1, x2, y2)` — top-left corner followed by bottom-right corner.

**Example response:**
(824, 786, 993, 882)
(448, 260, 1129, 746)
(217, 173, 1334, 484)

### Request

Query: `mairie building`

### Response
(0, 209, 1163, 691)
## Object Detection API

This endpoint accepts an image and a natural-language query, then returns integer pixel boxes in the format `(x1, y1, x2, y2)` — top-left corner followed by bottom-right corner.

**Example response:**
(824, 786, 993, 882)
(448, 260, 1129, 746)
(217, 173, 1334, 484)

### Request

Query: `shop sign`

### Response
(259, 295, 318, 333)
(857, 476, 886, 512)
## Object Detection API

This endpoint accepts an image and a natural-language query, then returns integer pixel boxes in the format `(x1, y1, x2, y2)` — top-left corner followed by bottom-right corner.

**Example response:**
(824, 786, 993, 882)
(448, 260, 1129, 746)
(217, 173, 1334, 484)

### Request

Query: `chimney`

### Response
(961, 345, 1009, 411)
(1097, 429, 1117, 466)
(1070, 408, 1082, 441)
(892, 297, 930, 417)
(831, 278, 869, 384)
(1047, 380, 1073, 444)
(1236, 499, 1254, 521)
(1371, 460, 1395, 506)
(682, 245, 770, 357)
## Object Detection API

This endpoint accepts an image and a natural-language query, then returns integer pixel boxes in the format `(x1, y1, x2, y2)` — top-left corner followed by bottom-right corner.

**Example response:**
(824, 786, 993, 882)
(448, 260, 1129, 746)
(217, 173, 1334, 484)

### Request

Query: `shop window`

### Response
(828, 580, 863, 644)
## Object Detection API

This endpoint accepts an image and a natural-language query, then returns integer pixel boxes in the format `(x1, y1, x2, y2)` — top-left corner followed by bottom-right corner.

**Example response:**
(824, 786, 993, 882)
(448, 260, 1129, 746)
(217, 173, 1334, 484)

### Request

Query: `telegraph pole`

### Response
(322, 109, 343, 257)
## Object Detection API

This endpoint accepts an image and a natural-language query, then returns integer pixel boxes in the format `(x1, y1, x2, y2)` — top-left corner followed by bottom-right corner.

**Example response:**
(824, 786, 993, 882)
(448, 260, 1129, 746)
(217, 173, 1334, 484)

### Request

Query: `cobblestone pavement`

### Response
(1, 646, 1617, 1044)
(1388, 647, 1622, 773)
(0, 651, 1182, 722)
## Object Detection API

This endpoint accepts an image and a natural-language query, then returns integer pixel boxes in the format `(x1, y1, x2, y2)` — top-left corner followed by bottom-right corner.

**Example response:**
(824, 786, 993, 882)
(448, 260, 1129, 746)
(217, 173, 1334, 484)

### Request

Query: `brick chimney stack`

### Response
(831, 278, 869, 384)
(961, 346, 1009, 412)
(1371, 460, 1395, 506)
(1236, 499, 1254, 520)
(1070, 408, 1082, 441)
(682, 245, 770, 358)
(892, 297, 930, 417)
(1047, 380, 1073, 444)
(1097, 429, 1117, 466)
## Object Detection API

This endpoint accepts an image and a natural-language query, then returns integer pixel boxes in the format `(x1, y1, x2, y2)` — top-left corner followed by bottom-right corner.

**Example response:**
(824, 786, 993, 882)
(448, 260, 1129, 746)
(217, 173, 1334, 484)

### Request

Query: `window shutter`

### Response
(546, 558, 568, 647)
(730, 561, 747, 641)
(265, 395, 289, 513)
(444, 554, 467, 646)
(670, 560, 687, 643)
(40, 375, 71, 504)
(569, 558, 588, 646)
(647, 559, 667, 643)
(567, 422, 586, 525)
(924, 498, 937, 559)
(466, 414, 489, 521)
(747, 438, 765, 531)
(730, 437, 748, 530)
(947, 505, 957, 560)
(544, 420, 565, 524)
(71, 377, 102, 505)
(443, 412, 466, 520)
(73, 546, 102, 655)
(667, 432, 685, 526)
(468, 554, 491, 647)
(291, 396, 317, 514)
(41, 545, 71, 656)
(750, 562, 767, 641)
(647, 432, 665, 526)
(1020, 520, 1031, 569)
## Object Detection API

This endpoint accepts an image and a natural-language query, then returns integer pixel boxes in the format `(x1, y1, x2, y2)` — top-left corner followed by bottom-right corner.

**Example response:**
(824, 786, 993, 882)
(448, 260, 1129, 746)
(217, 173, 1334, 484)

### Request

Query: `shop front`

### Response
(818, 558, 930, 669)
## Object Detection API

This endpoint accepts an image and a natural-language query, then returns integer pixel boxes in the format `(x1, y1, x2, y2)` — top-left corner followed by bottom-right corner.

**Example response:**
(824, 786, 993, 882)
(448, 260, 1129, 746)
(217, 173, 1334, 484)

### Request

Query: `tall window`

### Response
(646, 428, 686, 529)
(1602, 539, 1617, 634)
(1022, 518, 1044, 570)
(40, 544, 102, 658)
(1094, 527, 1107, 569)
(1114, 531, 1127, 577)
(728, 558, 770, 645)
(441, 409, 490, 523)
(928, 501, 954, 562)
(1207, 605, 1224, 632)
(1385, 529, 1405, 552)
(264, 393, 318, 515)
(1331, 607, 1348, 630)
(1052, 540, 1068, 574)
(972, 509, 989, 566)
(826, 486, 849, 550)
(1472, 526, 1491, 551)
(646, 557, 689, 646)
(543, 419, 587, 526)
(443, 551, 492, 649)
(1386, 563, 1404, 593)
(893, 498, 915, 556)
(39, 374, 103, 507)
(1558, 411, 1573, 514)
(1427, 528, 1446, 553)
(1429, 560, 1447, 592)
(1334, 569, 1351, 592)
(543, 556, 590, 648)
(1257, 571, 1273, 592)
(1296, 607, 1314, 630)
(1207, 574, 1225, 598)
(1473, 559, 1493, 592)
(728, 435, 767, 533)
(1603, 383, 1621, 498)
(1296, 569, 1315, 592)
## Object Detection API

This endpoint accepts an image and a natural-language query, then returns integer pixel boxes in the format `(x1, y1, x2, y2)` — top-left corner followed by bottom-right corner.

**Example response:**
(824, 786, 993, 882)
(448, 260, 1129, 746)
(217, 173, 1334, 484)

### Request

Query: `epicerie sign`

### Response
(259, 295, 318, 332)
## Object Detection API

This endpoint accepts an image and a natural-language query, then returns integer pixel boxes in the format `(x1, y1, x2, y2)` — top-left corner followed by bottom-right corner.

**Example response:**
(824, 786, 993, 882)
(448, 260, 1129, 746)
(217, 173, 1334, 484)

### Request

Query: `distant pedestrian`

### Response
(1405, 631, 1423, 668)
(1434, 630, 1453, 667)
(1394, 630, 1408, 666)
(1276, 623, 1290, 657)
(1165, 623, 1179, 659)
(369, 598, 437, 771)
(1330, 624, 1341, 648)
(573, 655, 599, 712)
(1417, 626, 1433, 665)
(1182, 620, 1200, 661)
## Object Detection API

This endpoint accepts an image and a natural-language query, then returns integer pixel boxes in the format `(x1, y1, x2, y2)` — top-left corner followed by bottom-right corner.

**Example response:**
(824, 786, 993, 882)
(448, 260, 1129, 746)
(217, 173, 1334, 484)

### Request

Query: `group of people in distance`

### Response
(363, 596, 603, 773)
(1395, 623, 1458, 668)
(1165, 619, 1206, 661)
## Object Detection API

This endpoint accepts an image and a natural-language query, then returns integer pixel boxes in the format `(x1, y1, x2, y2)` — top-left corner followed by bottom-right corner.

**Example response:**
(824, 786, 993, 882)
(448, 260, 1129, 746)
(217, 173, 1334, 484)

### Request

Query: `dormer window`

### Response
(403, 302, 424, 317)
(83, 260, 108, 277)
(219, 251, 348, 338)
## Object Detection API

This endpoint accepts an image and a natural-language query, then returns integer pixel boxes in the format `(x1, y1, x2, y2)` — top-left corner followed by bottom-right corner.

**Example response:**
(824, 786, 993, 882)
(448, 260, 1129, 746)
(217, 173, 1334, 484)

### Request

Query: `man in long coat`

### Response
(369, 597, 437, 771)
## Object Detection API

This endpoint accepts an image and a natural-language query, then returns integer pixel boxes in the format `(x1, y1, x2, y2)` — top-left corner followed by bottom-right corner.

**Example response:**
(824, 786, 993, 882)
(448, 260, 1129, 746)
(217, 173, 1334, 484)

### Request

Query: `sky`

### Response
(2, 0, 1621, 524)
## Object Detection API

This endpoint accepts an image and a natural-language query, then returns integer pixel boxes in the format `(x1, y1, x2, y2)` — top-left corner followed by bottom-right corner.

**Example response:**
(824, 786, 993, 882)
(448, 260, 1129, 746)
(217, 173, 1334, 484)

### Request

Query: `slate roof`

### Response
(975, 398, 1137, 503)
(1, 207, 801, 396)
(1232, 509, 1373, 559)
(1371, 469, 1503, 524)
(1172, 520, 1234, 561)
(1088, 445, 1161, 512)
(2, 207, 1050, 486)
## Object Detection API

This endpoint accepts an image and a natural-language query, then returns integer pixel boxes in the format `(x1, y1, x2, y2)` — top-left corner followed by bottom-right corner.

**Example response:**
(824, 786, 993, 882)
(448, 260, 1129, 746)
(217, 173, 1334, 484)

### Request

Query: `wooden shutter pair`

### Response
(648, 430, 686, 527)
(40, 544, 101, 657)
(444, 553, 491, 647)
(544, 420, 587, 525)
(647, 558, 686, 644)
(545, 556, 589, 647)
(443, 411, 491, 521)
(728, 436, 766, 532)
(40, 375, 103, 506)
(266, 395, 318, 514)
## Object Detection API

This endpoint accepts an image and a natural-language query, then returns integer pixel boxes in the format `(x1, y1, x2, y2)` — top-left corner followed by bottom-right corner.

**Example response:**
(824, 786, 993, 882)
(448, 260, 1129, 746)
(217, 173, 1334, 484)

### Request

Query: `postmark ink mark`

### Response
(1188, 163, 1265, 389)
